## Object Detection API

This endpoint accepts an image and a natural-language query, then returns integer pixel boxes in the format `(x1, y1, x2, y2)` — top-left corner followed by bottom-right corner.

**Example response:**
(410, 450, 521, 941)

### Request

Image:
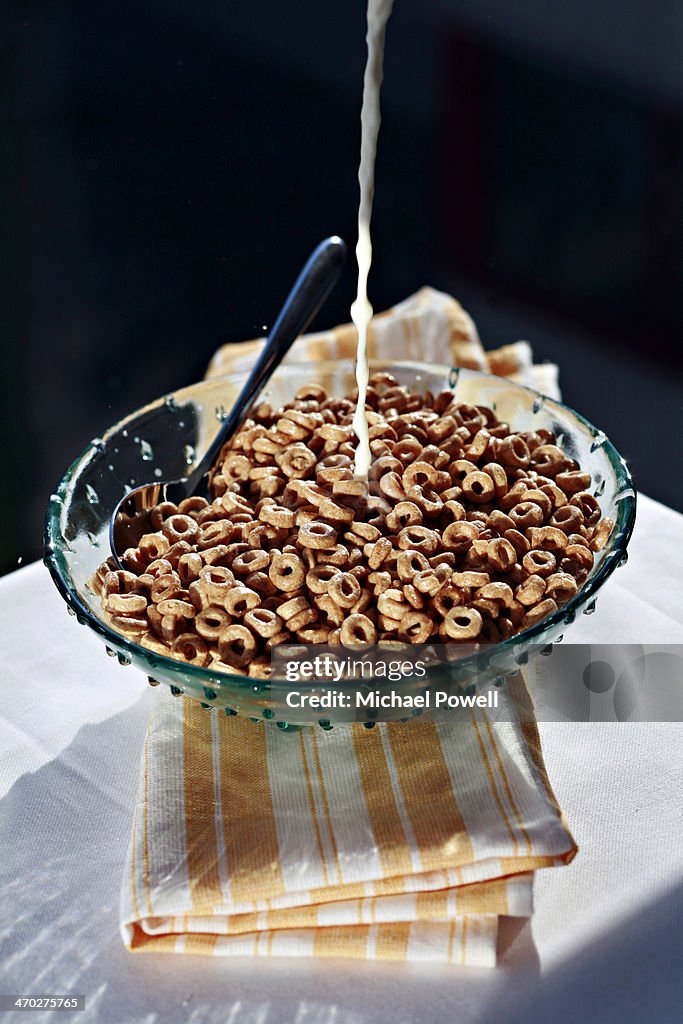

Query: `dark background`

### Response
(2, 0, 682, 575)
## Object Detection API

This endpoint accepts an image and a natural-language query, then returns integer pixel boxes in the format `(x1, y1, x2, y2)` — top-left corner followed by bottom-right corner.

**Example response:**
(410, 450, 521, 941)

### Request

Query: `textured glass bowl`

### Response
(44, 362, 636, 726)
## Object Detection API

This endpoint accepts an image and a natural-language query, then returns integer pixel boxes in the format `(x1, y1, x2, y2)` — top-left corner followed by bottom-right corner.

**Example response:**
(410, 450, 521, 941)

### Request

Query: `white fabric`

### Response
(0, 493, 682, 1023)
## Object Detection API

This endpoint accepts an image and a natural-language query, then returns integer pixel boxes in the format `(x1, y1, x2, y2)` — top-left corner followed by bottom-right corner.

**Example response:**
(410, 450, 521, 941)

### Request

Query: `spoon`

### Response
(110, 235, 347, 568)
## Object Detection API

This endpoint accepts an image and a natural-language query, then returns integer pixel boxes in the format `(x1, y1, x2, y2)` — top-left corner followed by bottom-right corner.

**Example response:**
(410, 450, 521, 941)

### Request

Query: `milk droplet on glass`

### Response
(139, 440, 153, 461)
(85, 484, 99, 505)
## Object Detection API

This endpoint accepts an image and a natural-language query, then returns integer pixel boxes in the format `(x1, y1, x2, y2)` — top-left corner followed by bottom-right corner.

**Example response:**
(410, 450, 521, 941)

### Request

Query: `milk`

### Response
(351, 0, 394, 479)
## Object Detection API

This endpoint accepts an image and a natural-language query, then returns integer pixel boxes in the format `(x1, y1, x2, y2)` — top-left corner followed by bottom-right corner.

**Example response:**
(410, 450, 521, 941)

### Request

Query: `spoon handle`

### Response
(186, 235, 347, 491)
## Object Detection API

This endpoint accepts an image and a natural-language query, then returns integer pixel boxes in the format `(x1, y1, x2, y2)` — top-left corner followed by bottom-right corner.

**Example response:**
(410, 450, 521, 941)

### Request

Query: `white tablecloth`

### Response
(1, 493, 682, 1024)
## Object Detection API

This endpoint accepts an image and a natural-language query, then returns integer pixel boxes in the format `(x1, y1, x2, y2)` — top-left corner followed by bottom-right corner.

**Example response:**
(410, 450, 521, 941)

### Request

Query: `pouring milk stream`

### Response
(351, 0, 394, 479)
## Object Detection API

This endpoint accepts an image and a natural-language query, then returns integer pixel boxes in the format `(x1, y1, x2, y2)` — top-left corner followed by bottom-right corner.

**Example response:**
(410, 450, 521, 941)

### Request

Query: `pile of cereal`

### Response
(90, 373, 612, 676)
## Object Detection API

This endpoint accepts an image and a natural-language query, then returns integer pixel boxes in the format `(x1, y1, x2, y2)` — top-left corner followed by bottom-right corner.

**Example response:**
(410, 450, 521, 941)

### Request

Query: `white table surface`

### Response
(1, 492, 682, 1024)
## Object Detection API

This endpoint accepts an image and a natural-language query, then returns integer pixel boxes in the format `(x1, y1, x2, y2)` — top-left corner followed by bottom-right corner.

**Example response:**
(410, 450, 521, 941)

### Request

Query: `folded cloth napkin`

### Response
(120, 675, 576, 966)
(205, 286, 561, 400)
(120, 289, 573, 965)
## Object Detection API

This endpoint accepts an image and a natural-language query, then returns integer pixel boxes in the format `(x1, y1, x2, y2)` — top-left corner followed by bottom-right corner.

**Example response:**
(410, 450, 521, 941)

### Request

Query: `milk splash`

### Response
(351, 0, 394, 479)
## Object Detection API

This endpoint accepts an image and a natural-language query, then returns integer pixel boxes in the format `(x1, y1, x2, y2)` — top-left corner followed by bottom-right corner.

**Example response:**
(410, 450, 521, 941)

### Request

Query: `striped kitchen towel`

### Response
(120, 675, 576, 966)
(205, 286, 561, 400)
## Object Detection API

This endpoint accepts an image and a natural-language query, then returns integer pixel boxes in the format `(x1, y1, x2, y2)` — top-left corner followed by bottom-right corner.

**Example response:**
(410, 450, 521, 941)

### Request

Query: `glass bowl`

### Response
(44, 361, 636, 726)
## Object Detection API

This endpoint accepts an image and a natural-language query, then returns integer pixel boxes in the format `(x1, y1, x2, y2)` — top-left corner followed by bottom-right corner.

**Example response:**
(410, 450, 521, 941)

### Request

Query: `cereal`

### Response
(509, 501, 544, 531)
(218, 624, 256, 666)
(195, 607, 232, 642)
(498, 435, 531, 469)
(545, 572, 579, 605)
(522, 550, 557, 577)
(259, 504, 296, 529)
(516, 574, 546, 607)
(367, 536, 393, 568)
(162, 514, 200, 545)
(177, 551, 204, 585)
(376, 587, 407, 620)
(328, 572, 362, 609)
(486, 538, 516, 572)
(157, 598, 195, 619)
(149, 501, 178, 530)
(396, 549, 430, 581)
(94, 378, 611, 674)
(461, 471, 495, 504)
(138, 532, 170, 562)
(232, 549, 269, 575)
(178, 496, 209, 517)
(298, 522, 337, 550)
(340, 613, 377, 645)
(403, 583, 425, 610)
(504, 528, 530, 558)
(523, 598, 559, 628)
(556, 470, 591, 494)
(443, 606, 483, 640)
(244, 607, 283, 638)
(244, 571, 277, 597)
(442, 521, 479, 553)
(106, 592, 147, 617)
(590, 517, 614, 550)
(530, 444, 564, 476)
(397, 526, 438, 555)
(224, 585, 260, 617)
(111, 614, 148, 635)
(528, 526, 568, 552)
(171, 633, 210, 667)
(315, 595, 346, 628)
(269, 552, 306, 592)
(198, 520, 234, 549)
(145, 558, 173, 580)
(477, 582, 514, 608)
(150, 572, 181, 604)
(164, 540, 193, 567)
(398, 612, 433, 643)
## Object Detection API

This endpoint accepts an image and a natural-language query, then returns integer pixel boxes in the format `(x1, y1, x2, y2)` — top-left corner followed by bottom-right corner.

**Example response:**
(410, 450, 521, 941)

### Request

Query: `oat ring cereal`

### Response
(444, 606, 483, 640)
(328, 572, 362, 609)
(171, 633, 210, 667)
(91, 373, 612, 677)
(269, 552, 306, 592)
(298, 521, 337, 550)
(218, 624, 256, 667)
(340, 613, 377, 646)
(195, 606, 232, 642)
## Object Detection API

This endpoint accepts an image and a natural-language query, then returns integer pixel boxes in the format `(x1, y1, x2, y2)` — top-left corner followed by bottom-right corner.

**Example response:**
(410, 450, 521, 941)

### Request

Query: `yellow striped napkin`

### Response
(121, 676, 576, 966)
(205, 286, 561, 400)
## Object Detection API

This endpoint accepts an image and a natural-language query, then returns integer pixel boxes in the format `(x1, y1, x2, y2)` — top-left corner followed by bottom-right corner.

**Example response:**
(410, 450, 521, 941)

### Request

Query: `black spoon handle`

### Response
(186, 235, 347, 490)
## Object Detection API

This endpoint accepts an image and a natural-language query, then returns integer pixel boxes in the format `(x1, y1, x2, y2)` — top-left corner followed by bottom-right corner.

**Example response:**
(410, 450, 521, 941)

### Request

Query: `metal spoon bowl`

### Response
(109, 236, 346, 567)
